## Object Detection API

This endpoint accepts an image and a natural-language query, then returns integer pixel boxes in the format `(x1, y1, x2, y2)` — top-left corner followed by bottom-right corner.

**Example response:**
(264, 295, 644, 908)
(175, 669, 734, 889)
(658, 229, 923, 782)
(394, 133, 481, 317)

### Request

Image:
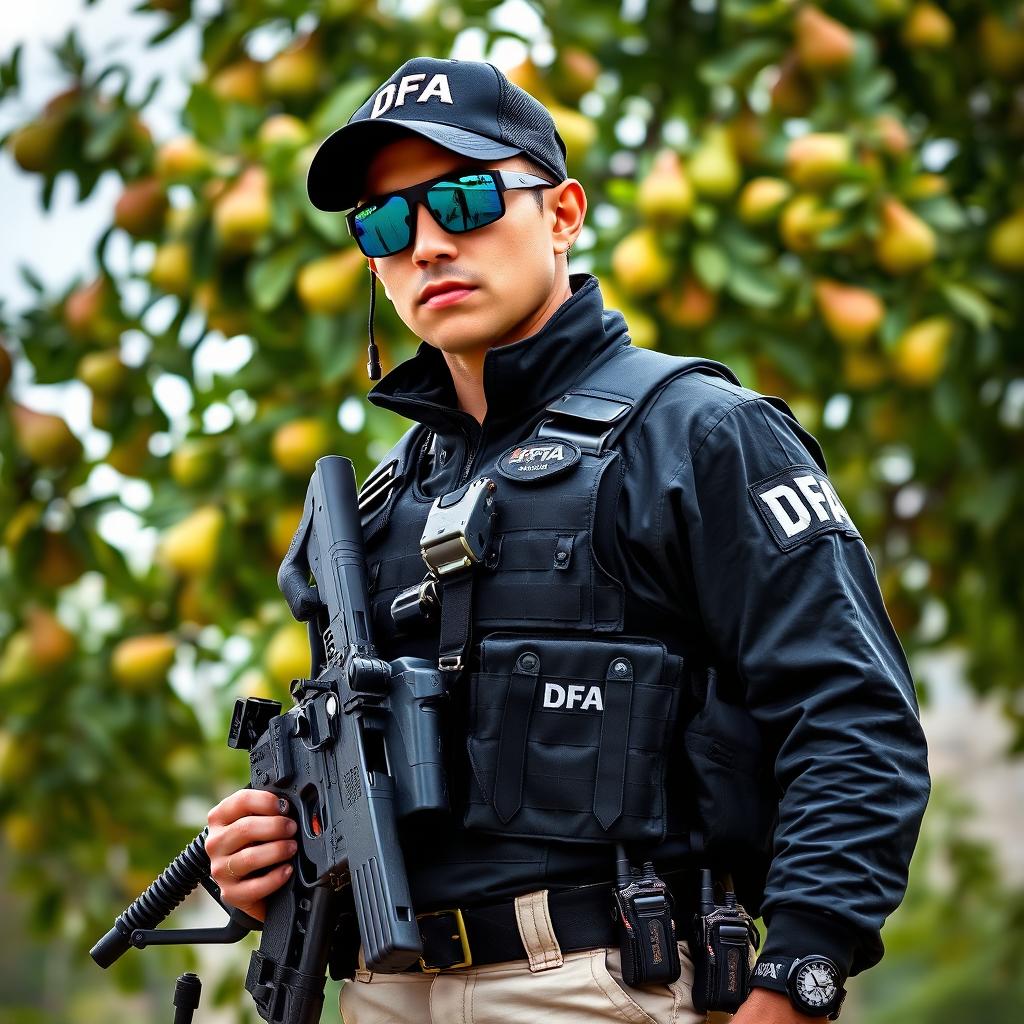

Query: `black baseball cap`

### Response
(306, 57, 568, 212)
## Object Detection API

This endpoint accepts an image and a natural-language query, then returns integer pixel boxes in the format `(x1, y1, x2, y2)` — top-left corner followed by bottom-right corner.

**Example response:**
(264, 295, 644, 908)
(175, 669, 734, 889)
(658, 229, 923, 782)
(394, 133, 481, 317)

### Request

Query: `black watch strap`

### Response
(750, 953, 847, 1020)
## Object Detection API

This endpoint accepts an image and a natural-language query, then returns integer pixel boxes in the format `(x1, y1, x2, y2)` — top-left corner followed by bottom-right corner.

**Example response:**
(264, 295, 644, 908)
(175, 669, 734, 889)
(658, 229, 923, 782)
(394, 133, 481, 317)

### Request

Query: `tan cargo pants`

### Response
(339, 890, 726, 1024)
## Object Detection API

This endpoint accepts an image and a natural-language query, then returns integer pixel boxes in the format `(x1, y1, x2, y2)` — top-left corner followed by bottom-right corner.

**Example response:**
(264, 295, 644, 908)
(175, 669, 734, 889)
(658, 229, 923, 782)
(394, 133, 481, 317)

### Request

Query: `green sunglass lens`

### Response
(428, 174, 502, 233)
(354, 194, 411, 257)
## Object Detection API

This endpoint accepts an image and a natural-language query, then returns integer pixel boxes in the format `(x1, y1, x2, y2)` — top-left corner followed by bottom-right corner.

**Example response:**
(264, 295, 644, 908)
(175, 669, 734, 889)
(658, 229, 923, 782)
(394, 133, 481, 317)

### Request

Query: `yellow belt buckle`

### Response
(417, 908, 473, 973)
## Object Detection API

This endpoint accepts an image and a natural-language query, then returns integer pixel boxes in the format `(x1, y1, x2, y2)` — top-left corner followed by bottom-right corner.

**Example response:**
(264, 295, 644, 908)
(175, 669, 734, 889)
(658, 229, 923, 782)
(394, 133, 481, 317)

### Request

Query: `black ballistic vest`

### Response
(359, 346, 740, 850)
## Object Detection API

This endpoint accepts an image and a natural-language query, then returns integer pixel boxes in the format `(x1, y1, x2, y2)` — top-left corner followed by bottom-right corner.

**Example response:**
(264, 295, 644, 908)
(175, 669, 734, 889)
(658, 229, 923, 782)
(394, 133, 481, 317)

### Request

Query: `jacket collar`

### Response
(366, 274, 630, 432)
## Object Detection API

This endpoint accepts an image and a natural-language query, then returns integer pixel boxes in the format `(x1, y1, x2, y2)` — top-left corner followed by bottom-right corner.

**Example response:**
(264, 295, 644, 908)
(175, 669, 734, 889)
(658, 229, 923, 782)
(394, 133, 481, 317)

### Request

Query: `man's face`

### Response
(360, 135, 573, 358)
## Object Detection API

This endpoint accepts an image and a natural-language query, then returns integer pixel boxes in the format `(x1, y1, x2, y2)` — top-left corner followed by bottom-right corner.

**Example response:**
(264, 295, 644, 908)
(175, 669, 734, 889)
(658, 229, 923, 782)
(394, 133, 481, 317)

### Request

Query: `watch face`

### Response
(792, 959, 838, 1010)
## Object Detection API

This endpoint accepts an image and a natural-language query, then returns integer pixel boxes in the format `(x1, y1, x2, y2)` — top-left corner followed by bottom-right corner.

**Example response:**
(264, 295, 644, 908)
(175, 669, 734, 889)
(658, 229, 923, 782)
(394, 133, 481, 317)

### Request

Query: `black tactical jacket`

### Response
(363, 272, 930, 979)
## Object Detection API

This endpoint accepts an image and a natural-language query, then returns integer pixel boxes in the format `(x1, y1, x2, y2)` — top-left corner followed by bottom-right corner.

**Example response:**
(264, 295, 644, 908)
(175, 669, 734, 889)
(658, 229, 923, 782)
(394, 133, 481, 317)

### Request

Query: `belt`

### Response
(411, 870, 697, 973)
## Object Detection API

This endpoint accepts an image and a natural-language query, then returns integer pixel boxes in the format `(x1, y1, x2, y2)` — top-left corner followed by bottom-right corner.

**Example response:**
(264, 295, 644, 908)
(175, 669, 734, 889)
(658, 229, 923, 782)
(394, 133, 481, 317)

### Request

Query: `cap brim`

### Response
(306, 119, 522, 212)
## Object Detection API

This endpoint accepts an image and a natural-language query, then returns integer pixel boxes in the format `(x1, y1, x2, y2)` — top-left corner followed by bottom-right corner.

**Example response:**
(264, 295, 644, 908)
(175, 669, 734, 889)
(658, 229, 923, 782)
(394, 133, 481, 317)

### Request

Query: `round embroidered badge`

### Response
(496, 439, 582, 483)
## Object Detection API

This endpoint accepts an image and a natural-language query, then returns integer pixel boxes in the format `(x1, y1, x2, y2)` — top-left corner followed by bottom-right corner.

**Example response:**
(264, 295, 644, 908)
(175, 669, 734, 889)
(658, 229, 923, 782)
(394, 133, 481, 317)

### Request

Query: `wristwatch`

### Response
(749, 953, 847, 1019)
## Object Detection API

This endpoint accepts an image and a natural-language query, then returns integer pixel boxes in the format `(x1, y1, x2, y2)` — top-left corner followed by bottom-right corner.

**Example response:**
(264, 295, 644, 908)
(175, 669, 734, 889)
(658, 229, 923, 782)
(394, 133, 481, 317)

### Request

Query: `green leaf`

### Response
(727, 264, 784, 308)
(183, 83, 225, 143)
(941, 282, 994, 332)
(304, 205, 351, 246)
(692, 241, 729, 291)
(83, 108, 129, 161)
(246, 244, 306, 313)
(304, 313, 360, 383)
(831, 183, 869, 209)
(698, 39, 782, 87)
(915, 197, 967, 233)
(310, 77, 378, 138)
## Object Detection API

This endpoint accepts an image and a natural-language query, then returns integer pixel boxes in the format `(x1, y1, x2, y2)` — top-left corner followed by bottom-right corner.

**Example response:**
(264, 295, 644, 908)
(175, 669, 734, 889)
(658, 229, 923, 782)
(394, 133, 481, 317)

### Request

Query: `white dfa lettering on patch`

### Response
(371, 73, 453, 118)
(754, 468, 859, 546)
(759, 484, 812, 538)
(543, 682, 604, 711)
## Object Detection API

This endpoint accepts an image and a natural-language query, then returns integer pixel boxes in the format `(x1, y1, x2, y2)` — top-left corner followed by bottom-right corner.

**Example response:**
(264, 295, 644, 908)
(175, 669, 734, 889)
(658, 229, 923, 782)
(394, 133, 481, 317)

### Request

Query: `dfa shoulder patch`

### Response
(496, 439, 582, 483)
(749, 464, 861, 551)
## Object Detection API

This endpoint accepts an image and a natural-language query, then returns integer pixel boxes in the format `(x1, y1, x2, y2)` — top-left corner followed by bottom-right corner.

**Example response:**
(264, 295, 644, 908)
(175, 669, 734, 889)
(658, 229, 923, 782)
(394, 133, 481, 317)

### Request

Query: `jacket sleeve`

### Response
(662, 393, 930, 977)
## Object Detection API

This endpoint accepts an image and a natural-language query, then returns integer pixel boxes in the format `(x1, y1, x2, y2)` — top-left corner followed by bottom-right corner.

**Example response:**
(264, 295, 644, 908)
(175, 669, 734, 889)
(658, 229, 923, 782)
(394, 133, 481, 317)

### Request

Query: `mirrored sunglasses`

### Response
(346, 168, 555, 258)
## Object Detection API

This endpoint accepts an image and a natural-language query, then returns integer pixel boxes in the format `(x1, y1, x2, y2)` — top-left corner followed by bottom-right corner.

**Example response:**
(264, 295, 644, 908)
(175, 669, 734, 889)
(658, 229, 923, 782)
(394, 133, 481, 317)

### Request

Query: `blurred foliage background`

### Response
(0, 0, 1022, 1020)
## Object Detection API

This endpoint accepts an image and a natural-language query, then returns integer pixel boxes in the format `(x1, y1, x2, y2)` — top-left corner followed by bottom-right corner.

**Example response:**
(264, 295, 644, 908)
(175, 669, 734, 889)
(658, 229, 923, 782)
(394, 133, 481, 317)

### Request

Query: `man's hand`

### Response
(731, 987, 827, 1024)
(206, 789, 298, 924)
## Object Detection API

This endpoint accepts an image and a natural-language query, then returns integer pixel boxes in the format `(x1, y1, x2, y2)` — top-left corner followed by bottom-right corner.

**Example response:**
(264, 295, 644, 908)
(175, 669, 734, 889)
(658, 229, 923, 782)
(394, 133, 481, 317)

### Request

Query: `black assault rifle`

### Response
(91, 455, 450, 1022)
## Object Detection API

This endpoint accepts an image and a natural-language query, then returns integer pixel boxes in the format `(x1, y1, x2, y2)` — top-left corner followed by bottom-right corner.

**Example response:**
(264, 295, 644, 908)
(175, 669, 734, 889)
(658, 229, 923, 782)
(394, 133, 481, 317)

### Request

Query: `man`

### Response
(205, 57, 930, 1023)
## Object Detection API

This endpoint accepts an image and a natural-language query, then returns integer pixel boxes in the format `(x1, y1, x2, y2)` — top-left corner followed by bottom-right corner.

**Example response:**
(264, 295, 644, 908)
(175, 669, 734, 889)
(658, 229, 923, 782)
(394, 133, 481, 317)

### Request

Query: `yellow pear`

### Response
(814, 279, 885, 347)
(258, 114, 310, 150)
(269, 504, 305, 563)
(902, 3, 953, 49)
(210, 58, 264, 105)
(785, 133, 852, 190)
(296, 249, 367, 314)
(658, 274, 718, 329)
(738, 178, 793, 224)
(0, 632, 34, 687)
(263, 36, 322, 97)
(779, 194, 842, 252)
(37, 530, 85, 589)
(597, 278, 658, 349)
(978, 13, 1024, 79)
(150, 241, 192, 296)
(155, 135, 212, 180)
(76, 350, 128, 397)
(177, 577, 215, 627)
(892, 316, 954, 385)
(9, 118, 62, 173)
(554, 47, 601, 102)
(504, 59, 553, 102)
(213, 166, 272, 250)
(637, 149, 694, 225)
(265, 621, 310, 684)
(111, 633, 177, 691)
(26, 606, 76, 672)
(611, 227, 673, 297)
(10, 404, 81, 468)
(842, 351, 889, 390)
(114, 177, 168, 238)
(549, 105, 597, 167)
(271, 418, 332, 475)
(160, 505, 224, 576)
(795, 6, 856, 73)
(64, 277, 116, 343)
(106, 423, 154, 477)
(688, 125, 741, 200)
(169, 439, 222, 488)
(904, 173, 947, 200)
(874, 114, 911, 158)
(987, 209, 1024, 270)
(875, 198, 936, 274)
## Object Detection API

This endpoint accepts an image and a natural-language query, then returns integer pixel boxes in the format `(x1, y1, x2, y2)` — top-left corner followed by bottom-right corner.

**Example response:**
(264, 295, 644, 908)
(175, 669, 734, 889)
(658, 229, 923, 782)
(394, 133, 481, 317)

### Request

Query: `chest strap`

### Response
(537, 348, 740, 453)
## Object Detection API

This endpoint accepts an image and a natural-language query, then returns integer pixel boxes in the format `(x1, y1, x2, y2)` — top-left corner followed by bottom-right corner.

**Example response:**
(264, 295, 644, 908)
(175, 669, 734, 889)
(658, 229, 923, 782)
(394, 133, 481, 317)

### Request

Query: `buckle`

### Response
(420, 477, 496, 578)
(416, 908, 473, 972)
(438, 654, 464, 673)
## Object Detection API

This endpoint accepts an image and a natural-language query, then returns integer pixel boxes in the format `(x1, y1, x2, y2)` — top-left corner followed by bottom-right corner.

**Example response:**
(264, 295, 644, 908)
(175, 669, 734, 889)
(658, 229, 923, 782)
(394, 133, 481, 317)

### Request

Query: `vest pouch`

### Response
(465, 633, 683, 843)
(682, 669, 775, 858)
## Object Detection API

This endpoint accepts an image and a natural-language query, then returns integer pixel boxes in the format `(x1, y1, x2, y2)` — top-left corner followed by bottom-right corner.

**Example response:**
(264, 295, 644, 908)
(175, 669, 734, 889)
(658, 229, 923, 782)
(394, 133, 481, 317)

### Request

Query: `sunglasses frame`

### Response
(345, 167, 556, 258)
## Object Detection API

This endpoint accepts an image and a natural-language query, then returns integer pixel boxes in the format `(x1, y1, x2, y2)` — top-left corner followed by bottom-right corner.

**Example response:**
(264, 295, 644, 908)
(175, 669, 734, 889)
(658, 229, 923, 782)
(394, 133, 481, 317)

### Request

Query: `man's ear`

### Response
(550, 178, 587, 258)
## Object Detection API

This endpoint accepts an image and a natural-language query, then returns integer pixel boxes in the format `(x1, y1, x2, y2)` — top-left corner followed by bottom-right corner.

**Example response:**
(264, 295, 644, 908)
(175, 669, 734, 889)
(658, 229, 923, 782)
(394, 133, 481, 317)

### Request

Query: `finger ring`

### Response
(227, 856, 241, 881)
